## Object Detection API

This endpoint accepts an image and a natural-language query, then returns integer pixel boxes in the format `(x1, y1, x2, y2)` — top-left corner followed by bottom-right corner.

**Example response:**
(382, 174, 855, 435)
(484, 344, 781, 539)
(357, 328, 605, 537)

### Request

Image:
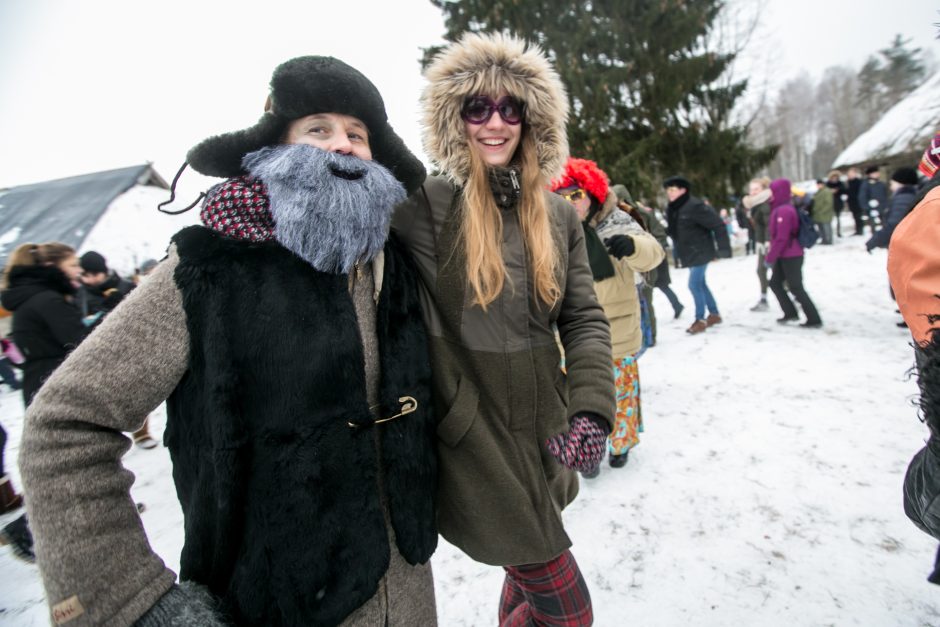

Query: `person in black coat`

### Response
(826, 170, 847, 238)
(663, 175, 731, 335)
(866, 167, 920, 252)
(858, 165, 889, 232)
(846, 167, 865, 235)
(0, 243, 85, 407)
(76, 251, 136, 327)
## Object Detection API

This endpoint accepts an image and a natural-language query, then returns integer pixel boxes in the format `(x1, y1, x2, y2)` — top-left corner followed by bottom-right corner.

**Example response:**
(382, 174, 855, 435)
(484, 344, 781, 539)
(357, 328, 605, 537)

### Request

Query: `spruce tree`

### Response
(422, 0, 777, 204)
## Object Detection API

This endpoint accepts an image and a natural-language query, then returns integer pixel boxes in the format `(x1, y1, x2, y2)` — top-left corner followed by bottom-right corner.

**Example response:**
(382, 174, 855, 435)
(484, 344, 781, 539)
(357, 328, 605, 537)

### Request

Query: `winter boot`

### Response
(580, 466, 600, 479)
(705, 313, 723, 327)
(673, 303, 685, 320)
(750, 298, 769, 312)
(609, 450, 629, 468)
(686, 320, 707, 335)
(776, 316, 799, 324)
(0, 475, 23, 514)
(0, 514, 35, 563)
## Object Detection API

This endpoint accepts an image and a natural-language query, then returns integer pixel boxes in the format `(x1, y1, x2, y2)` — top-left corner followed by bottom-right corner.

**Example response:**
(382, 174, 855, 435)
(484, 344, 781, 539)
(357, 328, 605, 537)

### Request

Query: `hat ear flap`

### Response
(371, 125, 426, 195)
(188, 113, 286, 178)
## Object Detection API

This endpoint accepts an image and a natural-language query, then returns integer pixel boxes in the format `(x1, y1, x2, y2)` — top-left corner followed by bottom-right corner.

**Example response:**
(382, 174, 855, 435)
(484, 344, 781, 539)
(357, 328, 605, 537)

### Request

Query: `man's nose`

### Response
(330, 134, 353, 155)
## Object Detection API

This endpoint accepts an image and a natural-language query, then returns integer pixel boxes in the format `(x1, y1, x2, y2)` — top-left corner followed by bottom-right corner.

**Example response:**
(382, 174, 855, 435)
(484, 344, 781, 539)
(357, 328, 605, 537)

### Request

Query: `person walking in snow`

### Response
(743, 177, 773, 312)
(766, 178, 823, 328)
(826, 170, 848, 238)
(19, 55, 438, 626)
(551, 159, 663, 476)
(393, 32, 615, 626)
(663, 175, 731, 335)
(811, 179, 835, 245)
(846, 167, 866, 236)
(858, 165, 889, 232)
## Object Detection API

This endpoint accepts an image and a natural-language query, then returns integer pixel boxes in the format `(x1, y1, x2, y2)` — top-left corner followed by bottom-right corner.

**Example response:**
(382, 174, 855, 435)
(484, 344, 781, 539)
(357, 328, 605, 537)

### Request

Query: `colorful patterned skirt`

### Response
(608, 353, 642, 455)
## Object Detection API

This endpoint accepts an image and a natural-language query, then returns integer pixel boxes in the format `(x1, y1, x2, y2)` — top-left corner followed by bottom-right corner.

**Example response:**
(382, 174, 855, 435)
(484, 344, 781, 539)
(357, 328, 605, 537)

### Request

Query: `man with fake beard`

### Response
(18, 57, 438, 626)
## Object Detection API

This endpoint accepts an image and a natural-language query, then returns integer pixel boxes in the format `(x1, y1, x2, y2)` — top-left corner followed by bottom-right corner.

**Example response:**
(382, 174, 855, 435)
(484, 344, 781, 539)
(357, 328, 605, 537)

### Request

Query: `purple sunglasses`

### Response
(461, 96, 525, 125)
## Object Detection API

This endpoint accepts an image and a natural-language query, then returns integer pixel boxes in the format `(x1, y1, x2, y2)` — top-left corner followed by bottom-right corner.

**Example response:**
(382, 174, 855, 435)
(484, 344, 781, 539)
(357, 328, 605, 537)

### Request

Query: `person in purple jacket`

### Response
(766, 178, 823, 328)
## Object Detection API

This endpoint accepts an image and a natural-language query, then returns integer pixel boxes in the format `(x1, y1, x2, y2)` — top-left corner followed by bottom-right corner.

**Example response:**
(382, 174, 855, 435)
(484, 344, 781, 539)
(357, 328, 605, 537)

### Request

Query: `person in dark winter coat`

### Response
(20, 56, 438, 627)
(76, 250, 136, 328)
(858, 165, 889, 232)
(812, 179, 835, 245)
(663, 175, 731, 334)
(742, 177, 773, 312)
(826, 170, 847, 237)
(890, 137, 940, 582)
(866, 167, 920, 251)
(846, 167, 866, 235)
(0, 243, 85, 407)
(766, 178, 822, 328)
(395, 32, 615, 625)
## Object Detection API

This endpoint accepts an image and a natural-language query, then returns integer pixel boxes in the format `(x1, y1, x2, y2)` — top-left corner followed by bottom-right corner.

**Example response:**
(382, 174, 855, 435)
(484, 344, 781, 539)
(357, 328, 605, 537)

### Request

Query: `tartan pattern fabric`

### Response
(498, 549, 593, 627)
(608, 353, 642, 455)
(545, 415, 607, 474)
(200, 176, 276, 242)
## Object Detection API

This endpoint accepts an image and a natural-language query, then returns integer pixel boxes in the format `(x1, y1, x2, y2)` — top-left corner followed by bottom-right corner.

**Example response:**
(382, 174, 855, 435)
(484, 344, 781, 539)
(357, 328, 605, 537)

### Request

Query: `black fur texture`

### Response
(165, 226, 436, 626)
(186, 56, 426, 194)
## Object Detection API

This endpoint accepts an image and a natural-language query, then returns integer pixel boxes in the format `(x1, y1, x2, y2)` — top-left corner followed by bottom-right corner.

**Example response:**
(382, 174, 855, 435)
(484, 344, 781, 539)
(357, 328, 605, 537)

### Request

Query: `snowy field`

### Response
(1, 220, 937, 626)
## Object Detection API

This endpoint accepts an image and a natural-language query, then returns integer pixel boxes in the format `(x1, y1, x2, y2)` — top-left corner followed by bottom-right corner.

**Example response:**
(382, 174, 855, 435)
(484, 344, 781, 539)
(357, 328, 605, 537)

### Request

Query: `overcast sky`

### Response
(0, 0, 937, 198)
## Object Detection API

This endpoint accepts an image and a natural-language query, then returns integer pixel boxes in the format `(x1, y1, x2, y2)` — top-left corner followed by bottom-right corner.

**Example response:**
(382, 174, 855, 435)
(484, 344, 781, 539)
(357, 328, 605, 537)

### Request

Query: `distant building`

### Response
(832, 71, 940, 172)
(0, 164, 199, 274)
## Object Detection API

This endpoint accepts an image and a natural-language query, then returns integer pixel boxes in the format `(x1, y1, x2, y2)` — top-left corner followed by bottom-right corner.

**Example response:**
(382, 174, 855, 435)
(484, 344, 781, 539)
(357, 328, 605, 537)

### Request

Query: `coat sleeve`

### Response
(694, 204, 732, 258)
(620, 230, 665, 274)
(765, 208, 794, 266)
(555, 200, 616, 427)
(857, 181, 870, 211)
(20, 248, 190, 627)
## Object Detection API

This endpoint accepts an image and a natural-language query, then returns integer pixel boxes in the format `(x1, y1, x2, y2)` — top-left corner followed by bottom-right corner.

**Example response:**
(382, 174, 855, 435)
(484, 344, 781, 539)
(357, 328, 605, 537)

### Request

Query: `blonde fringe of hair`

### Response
(460, 132, 561, 310)
(2, 242, 75, 288)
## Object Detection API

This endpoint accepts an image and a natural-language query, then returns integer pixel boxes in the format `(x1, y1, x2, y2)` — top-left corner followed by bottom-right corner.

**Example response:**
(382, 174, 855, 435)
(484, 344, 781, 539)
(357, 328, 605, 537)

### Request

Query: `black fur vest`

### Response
(165, 226, 437, 626)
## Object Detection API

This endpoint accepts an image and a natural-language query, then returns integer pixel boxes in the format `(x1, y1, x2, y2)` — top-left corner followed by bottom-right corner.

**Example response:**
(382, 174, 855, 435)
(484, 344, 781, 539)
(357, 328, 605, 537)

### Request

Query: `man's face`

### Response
(80, 270, 107, 287)
(283, 113, 372, 161)
(868, 170, 880, 180)
(556, 186, 591, 220)
(665, 185, 686, 202)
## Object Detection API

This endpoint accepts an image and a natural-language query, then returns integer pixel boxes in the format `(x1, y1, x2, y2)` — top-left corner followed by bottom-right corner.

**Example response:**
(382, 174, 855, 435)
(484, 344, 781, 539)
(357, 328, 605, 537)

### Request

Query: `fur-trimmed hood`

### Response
(421, 32, 569, 186)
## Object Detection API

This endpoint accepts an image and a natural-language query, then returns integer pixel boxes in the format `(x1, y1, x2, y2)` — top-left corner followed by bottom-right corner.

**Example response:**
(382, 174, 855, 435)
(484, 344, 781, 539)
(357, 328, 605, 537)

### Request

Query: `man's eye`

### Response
(308, 126, 328, 135)
(348, 132, 366, 142)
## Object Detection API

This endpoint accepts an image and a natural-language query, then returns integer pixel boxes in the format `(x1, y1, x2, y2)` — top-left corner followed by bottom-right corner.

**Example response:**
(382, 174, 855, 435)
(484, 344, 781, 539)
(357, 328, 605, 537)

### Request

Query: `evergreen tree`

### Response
(856, 34, 926, 123)
(422, 0, 777, 204)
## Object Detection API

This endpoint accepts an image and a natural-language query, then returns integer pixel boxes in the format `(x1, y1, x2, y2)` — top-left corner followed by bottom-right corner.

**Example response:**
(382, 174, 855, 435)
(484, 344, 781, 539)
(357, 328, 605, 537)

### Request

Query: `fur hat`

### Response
(662, 175, 691, 191)
(891, 167, 919, 187)
(421, 32, 569, 186)
(79, 251, 107, 274)
(549, 158, 609, 204)
(919, 131, 940, 179)
(187, 56, 425, 194)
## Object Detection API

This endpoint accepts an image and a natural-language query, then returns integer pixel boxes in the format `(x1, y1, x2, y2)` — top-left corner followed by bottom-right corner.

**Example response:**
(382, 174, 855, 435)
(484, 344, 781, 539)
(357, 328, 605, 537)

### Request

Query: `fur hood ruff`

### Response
(421, 32, 569, 186)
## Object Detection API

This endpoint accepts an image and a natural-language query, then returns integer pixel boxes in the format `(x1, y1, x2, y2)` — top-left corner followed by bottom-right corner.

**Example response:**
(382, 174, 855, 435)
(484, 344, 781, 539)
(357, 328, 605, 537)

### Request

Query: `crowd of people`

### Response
(0, 31, 936, 627)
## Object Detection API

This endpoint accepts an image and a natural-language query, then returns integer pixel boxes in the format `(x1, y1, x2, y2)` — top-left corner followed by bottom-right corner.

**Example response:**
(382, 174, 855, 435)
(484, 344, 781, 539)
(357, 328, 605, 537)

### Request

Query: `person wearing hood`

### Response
(766, 178, 823, 328)
(742, 177, 773, 312)
(663, 175, 732, 335)
(550, 159, 663, 475)
(393, 32, 615, 625)
(18, 56, 438, 626)
(892, 131, 940, 582)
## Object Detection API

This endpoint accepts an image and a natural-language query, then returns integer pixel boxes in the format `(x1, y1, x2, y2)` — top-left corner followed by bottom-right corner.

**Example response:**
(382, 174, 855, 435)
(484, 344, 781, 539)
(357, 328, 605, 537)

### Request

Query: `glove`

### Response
(545, 414, 609, 474)
(134, 582, 226, 626)
(102, 288, 126, 310)
(604, 235, 635, 259)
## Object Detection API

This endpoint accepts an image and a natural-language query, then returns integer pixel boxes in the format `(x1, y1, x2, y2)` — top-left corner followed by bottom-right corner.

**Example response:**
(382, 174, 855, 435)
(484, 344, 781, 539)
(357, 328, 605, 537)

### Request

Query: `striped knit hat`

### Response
(919, 130, 940, 179)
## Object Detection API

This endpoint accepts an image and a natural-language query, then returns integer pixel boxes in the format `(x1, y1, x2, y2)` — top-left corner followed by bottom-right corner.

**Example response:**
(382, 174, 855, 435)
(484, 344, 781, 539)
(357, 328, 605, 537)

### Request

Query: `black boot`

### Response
(0, 514, 35, 563)
(609, 450, 629, 468)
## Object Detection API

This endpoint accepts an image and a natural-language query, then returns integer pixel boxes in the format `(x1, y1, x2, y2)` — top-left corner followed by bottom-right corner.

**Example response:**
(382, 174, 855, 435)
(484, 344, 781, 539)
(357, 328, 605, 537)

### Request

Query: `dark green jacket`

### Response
(392, 176, 615, 566)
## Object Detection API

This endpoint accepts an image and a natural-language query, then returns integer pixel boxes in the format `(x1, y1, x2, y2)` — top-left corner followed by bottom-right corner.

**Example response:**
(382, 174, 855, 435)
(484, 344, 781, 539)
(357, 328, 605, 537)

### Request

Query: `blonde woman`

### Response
(393, 33, 615, 625)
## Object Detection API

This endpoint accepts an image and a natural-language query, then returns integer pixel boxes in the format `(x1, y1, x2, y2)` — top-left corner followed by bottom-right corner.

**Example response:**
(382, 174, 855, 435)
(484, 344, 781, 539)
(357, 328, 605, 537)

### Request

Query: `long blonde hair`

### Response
(461, 131, 561, 310)
(2, 242, 75, 288)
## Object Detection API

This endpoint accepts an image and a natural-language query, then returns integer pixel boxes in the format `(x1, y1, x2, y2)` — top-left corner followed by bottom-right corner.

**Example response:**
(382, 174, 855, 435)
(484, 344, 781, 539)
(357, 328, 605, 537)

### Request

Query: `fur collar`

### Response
(421, 32, 569, 186)
(743, 188, 772, 210)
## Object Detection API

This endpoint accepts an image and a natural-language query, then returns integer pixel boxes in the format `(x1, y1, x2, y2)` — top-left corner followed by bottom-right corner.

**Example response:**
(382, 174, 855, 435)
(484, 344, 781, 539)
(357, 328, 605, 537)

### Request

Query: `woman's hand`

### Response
(545, 414, 608, 474)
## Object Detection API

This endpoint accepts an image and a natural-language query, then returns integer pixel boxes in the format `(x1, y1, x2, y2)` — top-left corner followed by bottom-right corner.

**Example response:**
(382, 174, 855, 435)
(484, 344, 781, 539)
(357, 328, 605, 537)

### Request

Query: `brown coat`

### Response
(392, 176, 615, 566)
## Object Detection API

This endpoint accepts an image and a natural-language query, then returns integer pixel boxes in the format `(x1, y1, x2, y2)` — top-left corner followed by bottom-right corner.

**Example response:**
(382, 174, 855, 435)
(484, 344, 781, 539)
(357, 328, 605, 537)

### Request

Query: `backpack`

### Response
(796, 208, 819, 249)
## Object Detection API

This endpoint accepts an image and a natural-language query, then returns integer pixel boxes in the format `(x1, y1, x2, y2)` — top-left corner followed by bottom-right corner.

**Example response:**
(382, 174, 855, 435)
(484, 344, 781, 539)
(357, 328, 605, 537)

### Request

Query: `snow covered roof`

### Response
(0, 164, 170, 270)
(832, 71, 940, 169)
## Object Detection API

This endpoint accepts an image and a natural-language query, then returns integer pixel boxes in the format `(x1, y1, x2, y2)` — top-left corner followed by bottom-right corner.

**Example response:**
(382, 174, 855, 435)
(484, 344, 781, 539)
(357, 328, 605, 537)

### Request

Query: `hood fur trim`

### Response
(421, 32, 569, 186)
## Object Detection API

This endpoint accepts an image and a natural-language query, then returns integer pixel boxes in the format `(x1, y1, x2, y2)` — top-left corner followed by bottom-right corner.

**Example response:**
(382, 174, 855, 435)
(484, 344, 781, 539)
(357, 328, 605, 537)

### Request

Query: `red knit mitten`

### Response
(545, 415, 608, 474)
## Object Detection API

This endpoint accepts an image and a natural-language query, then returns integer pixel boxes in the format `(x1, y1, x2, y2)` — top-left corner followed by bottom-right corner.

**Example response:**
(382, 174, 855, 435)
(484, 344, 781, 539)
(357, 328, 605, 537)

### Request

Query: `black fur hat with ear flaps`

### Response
(187, 56, 426, 194)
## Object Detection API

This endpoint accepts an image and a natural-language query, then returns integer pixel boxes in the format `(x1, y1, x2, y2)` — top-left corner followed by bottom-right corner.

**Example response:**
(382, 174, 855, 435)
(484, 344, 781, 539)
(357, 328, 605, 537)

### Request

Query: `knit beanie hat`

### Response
(610, 183, 634, 205)
(186, 56, 425, 194)
(865, 164, 880, 176)
(919, 131, 940, 179)
(891, 167, 919, 187)
(79, 251, 107, 274)
(663, 175, 692, 191)
(549, 158, 609, 203)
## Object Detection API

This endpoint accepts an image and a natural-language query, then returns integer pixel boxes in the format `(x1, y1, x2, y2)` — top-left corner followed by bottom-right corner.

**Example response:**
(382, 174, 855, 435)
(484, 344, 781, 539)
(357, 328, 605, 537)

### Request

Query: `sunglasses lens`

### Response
(498, 99, 523, 124)
(462, 97, 492, 124)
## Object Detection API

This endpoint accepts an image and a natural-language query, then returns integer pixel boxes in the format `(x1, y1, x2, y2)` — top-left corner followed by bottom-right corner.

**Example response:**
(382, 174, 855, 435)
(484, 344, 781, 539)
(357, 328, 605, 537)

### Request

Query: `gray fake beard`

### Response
(242, 144, 406, 274)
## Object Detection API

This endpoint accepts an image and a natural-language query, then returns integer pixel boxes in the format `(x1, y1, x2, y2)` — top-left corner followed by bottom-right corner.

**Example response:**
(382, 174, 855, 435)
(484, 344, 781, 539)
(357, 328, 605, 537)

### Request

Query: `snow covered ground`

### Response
(1, 218, 938, 626)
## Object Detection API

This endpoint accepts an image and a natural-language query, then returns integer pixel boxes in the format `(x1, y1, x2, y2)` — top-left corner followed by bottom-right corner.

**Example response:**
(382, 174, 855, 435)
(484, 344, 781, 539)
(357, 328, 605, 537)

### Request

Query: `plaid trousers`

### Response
(498, 549, 593, 626)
